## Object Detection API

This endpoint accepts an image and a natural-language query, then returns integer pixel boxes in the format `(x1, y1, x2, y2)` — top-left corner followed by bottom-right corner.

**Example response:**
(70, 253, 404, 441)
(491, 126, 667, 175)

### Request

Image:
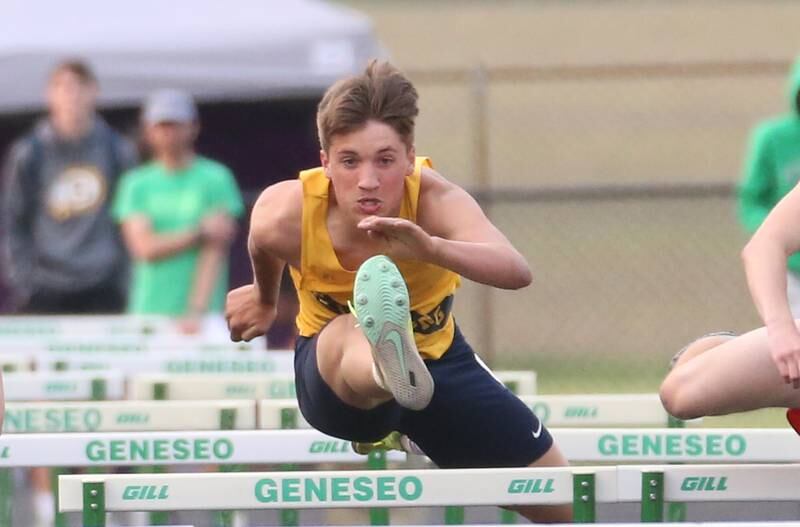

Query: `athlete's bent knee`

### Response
(659, 372, 702, 421)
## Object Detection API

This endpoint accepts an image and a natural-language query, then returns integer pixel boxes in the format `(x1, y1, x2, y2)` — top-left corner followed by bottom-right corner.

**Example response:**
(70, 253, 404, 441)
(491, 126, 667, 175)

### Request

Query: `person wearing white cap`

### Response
(112, 89, 244, 334)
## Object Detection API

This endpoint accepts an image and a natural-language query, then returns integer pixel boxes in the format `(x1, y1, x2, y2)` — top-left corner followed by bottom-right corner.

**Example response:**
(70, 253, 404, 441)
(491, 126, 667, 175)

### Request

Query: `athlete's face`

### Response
(322, 120, 415, 220)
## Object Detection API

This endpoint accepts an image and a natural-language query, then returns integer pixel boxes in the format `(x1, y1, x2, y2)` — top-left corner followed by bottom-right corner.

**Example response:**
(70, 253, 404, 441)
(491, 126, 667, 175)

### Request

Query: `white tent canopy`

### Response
(0, 0, 384, 113)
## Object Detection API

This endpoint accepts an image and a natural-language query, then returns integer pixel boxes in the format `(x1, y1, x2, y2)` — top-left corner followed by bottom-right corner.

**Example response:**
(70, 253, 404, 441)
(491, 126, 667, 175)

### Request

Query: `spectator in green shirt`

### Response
(739, 56, 800, 317)
(113, 89, 243, 334)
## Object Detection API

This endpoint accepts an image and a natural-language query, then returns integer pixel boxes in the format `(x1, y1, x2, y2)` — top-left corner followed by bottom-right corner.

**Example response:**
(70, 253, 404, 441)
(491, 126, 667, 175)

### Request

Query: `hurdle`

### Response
(129, 373, 298, 400)
(3, 428, 799, 468)
(0, 314, 175, 338)
(5, 338, 262, 354)
(259, 392, 678, 525)
(0, 352, 34, 372)
(57, 464, 800, 525)
(2, 370, 125, 401)
(36, 349, 295, 374)
(258, 393, 674, 429)
(128, 370, 537, 401)
(0, 400, 256, 527)
(2, 400, 257, 433)
(7, 427, 797, 526)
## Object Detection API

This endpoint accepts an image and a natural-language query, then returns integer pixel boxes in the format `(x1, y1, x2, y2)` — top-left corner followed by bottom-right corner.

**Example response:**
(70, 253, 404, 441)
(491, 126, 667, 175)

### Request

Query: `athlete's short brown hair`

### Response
(316, 60, 419, 152)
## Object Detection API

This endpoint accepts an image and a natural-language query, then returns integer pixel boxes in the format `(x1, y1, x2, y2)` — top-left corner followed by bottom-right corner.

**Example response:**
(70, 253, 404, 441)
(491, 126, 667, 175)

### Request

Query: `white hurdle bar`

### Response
(2, 400, 256, 433)
(0, 392, 674, 432)
(129, 373, 298, 399)
(3, 370, 125, 401)
(60, 466, 613, 512)
(129, 370, 536, 400)
(0, 391, 652, 434)
(36, 349, 295, 374)
(259, 393, 674, 428)
(3, 428, 799, 468)
(5, 339, 263, 353)
(0, 314, 175, 338)
(57, 464, 800, 524)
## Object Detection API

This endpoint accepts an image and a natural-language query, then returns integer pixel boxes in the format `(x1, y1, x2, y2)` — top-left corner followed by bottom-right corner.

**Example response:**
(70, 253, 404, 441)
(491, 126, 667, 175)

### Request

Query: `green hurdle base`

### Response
(82, 480, 105, 527)
(368, 449, 390, 525)
(666, 415, 687, 522)
(0, 468, 12, 527)
(280, 408, 300, 527)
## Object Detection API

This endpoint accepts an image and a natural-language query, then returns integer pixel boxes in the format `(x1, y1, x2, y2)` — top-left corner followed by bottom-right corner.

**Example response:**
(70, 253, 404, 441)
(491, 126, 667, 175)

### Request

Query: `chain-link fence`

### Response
(407, 60, 794, 393)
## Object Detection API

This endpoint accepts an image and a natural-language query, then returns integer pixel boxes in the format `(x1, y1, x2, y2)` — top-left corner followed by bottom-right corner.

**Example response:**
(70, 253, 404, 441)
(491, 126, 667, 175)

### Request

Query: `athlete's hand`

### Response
(767, 323, 800, 388)
(358, 216, 436, 262)
(225, 284, 276, 342)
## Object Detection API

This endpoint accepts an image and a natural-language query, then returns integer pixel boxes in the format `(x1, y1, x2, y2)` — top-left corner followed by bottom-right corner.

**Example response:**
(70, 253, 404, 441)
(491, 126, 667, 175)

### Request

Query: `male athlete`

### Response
(226, 61, 570, 522)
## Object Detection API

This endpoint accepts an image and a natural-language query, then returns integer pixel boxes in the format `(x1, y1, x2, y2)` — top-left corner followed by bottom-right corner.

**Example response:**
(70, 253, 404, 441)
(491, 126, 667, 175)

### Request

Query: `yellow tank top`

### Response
(289, 157, 461, 360)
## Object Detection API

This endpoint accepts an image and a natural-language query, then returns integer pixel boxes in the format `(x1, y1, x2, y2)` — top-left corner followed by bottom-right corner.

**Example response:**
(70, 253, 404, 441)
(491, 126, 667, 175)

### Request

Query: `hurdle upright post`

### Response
(641, 470, 664, 522)
(0, 360, 10, 523)
(666, 415, 687, 522)
(82, 480, 106, 527)
(0, 358, 12, 527)
(368, 448, 390, 525)
(214, 407, 238, 527)
(572, 472, 596, 523)
(146, 382, 170, 526)
(280, 407, 300, 527)
(0, 464, 11, 527)
(52, 361, 71, 527)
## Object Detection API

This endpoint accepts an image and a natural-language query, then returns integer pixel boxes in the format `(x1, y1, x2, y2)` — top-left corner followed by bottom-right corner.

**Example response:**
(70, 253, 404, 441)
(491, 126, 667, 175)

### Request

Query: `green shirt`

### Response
(112, 156, 244, 315)
(739, 56, 800, 273)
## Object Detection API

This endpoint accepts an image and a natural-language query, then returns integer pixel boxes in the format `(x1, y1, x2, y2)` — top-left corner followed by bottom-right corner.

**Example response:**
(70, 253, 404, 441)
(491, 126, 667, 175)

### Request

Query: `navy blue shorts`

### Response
(294, 324, 553, 469)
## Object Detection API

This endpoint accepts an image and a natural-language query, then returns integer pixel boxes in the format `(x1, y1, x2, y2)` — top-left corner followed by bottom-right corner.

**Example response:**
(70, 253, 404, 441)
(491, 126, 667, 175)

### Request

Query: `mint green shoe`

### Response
(352, 255, 434, 410)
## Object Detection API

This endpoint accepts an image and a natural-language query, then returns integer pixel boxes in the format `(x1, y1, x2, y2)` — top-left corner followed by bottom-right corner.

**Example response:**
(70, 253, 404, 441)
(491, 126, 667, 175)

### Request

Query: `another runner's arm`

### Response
(247, 181, 301, 307)
(742, 182, 800, 332)
(419, 169, 532, 289)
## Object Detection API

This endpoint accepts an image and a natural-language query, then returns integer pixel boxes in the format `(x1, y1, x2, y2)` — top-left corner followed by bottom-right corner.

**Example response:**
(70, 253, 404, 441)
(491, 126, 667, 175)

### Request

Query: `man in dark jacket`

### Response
(2, 59, 138, 313)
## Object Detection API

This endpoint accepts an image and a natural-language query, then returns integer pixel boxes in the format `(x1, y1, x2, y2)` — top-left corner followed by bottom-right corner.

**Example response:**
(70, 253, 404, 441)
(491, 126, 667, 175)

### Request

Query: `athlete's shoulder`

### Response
(419, 165, 465, 200)
(250, 180, 302, 253)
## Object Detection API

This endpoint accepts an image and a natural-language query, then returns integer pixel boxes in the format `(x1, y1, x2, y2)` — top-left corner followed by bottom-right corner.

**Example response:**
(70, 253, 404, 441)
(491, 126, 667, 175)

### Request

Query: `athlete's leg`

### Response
(668, 332, 737, 370)
(509, 444, 572, 523)
(315, 313, 392, 410)
(661, 325, 800, 419)
(399, 326, 571, 523)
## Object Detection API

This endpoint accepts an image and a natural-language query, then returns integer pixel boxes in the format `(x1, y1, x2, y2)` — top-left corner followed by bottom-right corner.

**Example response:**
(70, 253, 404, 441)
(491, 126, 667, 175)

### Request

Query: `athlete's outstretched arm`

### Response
(359, 169, 531, 289)
(226, 181, 301, 341)
(742, 182, 800, 384)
